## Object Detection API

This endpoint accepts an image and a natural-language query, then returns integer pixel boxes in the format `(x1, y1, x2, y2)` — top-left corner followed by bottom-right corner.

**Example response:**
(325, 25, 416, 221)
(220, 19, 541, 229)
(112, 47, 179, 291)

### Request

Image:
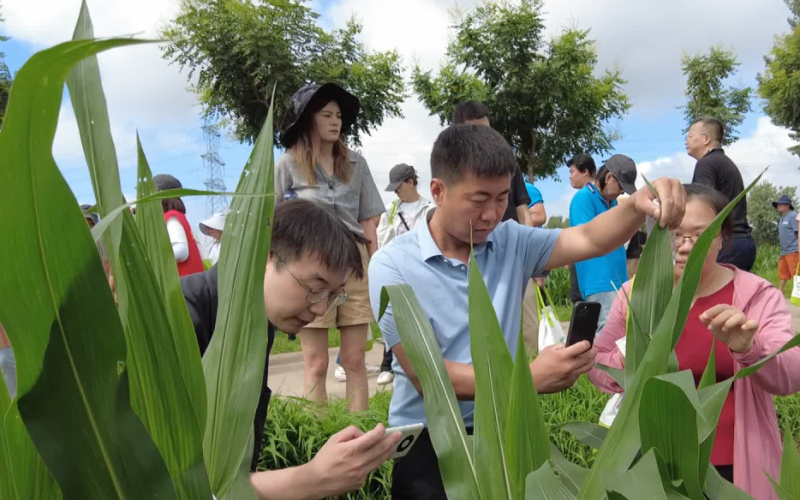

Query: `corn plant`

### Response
(381, 174, 800, 499)
(0, 2, 275, 499)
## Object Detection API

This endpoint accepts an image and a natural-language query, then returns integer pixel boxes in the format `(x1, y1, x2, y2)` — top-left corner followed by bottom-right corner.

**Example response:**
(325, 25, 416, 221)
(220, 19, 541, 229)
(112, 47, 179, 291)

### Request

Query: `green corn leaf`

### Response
(595, 363, 626, 390)
(202, 99, 275, 498)
(601, 449, 669, 500)
(468, 248, 514, 500)
(506, 328, 551, 500)
(222, 429, 258, 500)
(626, 223, 674, 386)
(768, 431, 800, 499)
(550, 444, 589, 496)
(0, 34, 177, 499)
(0, 371, 15, 500)
(561, 422, 608, 450)
(579, 170, 766, 500)
(640, 372, 704, 500)
(136, 136, 208, 432)
(525, 461, 577, 500)
(379, 285, 481, 500)
(696, 337, 717, 487)
(4, 401, 62, 500)
(704, 464, 754, 499)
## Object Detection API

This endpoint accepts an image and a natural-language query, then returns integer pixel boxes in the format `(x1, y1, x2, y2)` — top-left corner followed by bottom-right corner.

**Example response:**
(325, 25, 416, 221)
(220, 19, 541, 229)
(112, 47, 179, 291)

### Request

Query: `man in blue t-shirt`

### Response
(773, 195, 799, 293)
(521, 175, 548, 352)
(570, 154, 638, 335)
(370, 126, 684, 499)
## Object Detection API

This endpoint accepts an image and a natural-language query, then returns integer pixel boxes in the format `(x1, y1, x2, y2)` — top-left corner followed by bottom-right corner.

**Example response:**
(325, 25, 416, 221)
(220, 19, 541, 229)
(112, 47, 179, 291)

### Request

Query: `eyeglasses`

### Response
(276, 257, 349, 309)
(671, 232, 701, 249)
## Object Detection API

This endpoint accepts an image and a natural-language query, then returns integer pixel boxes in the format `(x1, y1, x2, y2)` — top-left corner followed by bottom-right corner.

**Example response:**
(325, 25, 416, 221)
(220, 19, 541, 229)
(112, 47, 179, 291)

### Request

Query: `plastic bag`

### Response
(599, 337, 627, 428)
(536, 286, 565, 352)
(792, 264, 800, 307)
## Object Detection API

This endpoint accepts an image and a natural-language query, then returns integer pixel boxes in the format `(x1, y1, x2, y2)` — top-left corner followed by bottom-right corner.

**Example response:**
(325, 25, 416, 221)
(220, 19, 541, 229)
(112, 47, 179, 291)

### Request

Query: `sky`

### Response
(2, 0, 799, 232)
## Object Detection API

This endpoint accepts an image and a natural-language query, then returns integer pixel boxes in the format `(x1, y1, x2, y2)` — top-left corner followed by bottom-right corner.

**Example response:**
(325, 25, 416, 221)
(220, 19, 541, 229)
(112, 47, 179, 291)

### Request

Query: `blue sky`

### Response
(2, 0, 799, 232)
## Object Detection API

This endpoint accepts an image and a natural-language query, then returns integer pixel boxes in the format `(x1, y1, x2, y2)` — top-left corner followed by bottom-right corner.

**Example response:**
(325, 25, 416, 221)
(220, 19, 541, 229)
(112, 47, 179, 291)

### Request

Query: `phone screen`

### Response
(566, 301, 601, 347)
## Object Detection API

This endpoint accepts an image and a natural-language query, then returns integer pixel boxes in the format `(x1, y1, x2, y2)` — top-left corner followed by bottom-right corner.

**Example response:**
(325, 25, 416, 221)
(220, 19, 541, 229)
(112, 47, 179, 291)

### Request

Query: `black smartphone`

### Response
(566, 301, 602, 347)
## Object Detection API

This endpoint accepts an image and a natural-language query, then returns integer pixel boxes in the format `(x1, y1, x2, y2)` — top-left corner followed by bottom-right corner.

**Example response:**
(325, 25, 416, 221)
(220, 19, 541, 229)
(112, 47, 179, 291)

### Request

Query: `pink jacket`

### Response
(589, 268, 800, 500)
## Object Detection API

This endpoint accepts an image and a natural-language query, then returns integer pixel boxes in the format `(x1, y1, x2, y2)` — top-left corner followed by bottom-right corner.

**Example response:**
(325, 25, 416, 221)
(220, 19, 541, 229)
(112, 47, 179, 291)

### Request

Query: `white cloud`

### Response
(638, 117, 800, 188)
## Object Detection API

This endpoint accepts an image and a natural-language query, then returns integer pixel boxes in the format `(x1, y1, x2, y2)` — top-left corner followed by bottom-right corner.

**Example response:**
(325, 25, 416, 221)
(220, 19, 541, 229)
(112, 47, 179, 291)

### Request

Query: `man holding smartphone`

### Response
(369, 125, 685, 499)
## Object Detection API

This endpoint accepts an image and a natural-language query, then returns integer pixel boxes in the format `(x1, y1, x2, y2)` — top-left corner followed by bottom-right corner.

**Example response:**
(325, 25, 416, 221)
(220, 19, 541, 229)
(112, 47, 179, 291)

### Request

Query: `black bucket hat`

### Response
(279, 83, 360, 148)
(153, 174, 183, 192)
(773, 195, 795, 211)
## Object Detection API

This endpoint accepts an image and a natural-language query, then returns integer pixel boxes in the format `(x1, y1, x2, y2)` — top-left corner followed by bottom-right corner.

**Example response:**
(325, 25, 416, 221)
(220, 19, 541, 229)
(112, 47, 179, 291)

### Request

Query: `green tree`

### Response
(758, 9, 800, 157)
(412, 0, 630, 179)
(747, 180, 798, 247)
(545, 215, 570, 229)
(161, 0, 406, 145)
(680, 47, 752, 145)
(0, 2, 12, 128)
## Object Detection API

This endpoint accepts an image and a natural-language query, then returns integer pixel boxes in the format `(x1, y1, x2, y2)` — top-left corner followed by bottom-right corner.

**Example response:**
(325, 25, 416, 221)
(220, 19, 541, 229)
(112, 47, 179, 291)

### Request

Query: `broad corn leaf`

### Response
(0, 36, 175, 498)
(379, 285, 481, 500)
(704, 464, 754, 499)
(550, 444, 589, 496)
(767, 431, 800, 500)
(561, 422, 608, 450)
(697, 337, 717, 487)
(601, 450, 669, 500)
(4, 401, 62, 500)
(506, 328, 550, 500)
(0, 371, 16, 500)
(202, 101, 275, 498)
(468, 249, 513, 500)
(525, 462, 576, 500)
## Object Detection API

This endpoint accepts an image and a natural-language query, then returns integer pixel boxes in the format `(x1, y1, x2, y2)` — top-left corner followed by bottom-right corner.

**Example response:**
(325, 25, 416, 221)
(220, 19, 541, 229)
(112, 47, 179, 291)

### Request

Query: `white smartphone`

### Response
(384, 423, 424, 459)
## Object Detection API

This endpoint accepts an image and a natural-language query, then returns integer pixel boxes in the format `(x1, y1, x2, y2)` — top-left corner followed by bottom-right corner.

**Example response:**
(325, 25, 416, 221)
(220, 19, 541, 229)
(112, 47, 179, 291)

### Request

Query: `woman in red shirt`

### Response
(589, 183, 800, 499)
(154, 174, 204, 277)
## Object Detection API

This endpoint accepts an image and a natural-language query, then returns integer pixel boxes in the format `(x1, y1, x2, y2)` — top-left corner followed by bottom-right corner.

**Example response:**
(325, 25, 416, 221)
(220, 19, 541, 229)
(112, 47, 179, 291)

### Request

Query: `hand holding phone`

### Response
(384, 423, 424, 459)
(566, 301, 601, 348)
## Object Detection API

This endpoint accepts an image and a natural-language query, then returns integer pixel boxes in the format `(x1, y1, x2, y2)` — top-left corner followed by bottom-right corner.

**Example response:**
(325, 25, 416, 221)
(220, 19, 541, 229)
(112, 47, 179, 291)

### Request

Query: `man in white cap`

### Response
(199, 212, 227, 266)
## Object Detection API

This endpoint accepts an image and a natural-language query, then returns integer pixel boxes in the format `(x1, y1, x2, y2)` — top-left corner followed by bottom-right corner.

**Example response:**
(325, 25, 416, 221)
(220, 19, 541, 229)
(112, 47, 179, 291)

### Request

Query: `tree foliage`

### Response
(747, 180, 798, 247)
(545, 215, 570, 229)
(680, 47, 752, 145)
(758, 16, 800, 157)
(161, 0, 406, 146)
(412, 0, 630, 179)
(785, 0, 800, 27)
(0, 2, 12, 128)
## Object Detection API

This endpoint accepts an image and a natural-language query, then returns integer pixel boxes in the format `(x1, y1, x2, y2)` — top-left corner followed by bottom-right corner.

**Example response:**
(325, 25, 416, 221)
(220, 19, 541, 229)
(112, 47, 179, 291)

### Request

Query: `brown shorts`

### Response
(305, 244, 375, 329)
(779, 253, 800, 280)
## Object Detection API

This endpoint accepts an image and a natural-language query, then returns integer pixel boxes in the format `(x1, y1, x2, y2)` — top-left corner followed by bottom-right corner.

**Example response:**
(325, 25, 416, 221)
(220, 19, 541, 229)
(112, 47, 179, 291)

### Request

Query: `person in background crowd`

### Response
(82, 204, 116, 302)
(570, 155, 637, 335)
(452, 100, 533, 227)
(567, 153, 597, 304)
(371, 124, 686, 499)
(522, 174, 547, 353)
(154, 174, 205, 277)
(199, 212, 227, 267)
(772, 195, 799, 293)
(276, 82, 385, 413)
(181, 200, 401, 497)
(374, 163, 435, 386)
(0, 322, 14, 399)
(626, 229, 648, 278)
(590, 184, 800, 499)
(687, 117, 757, 271)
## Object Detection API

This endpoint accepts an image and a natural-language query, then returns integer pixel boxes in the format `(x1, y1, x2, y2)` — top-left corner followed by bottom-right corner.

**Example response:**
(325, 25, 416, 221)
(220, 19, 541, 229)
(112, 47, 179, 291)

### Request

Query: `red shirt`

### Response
(164, 210, 205, 277)
(675, 280, 735, 466)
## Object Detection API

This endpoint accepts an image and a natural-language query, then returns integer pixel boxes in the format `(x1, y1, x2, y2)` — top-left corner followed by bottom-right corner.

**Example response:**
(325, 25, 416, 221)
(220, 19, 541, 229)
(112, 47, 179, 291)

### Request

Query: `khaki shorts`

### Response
(305, 244, 375, 329)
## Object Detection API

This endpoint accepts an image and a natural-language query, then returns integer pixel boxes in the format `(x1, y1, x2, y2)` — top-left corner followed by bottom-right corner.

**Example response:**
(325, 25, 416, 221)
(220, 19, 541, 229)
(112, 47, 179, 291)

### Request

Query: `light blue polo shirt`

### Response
(368, 215, 560, 428)
(569, 183, 627, 298)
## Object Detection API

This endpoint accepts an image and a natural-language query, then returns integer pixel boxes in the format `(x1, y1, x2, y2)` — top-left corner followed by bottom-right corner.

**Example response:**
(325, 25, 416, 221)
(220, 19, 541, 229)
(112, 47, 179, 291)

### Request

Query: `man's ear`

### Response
(431, 178, 445, 205)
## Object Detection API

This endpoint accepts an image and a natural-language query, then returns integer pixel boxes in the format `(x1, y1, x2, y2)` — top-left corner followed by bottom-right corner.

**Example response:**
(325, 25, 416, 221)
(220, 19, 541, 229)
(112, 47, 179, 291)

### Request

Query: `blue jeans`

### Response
(586, 291, 619, 338)
(0, 347, 16, 399)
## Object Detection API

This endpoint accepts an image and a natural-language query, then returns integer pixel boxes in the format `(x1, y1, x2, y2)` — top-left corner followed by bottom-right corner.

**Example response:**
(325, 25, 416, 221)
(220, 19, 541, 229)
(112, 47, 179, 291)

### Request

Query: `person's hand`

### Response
(530, 342, 597, 394)
(700, 304, 758, 353)
(534, 277, 547, 288)
(307, 424, 402, 497)
(630, 178, 686, 229)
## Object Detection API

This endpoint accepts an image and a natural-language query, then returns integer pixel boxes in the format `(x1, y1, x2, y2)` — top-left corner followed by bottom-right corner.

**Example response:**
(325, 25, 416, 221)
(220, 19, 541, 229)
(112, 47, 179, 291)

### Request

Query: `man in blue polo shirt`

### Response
(570, 154, 638, 335)
(369, 126, 684, 499)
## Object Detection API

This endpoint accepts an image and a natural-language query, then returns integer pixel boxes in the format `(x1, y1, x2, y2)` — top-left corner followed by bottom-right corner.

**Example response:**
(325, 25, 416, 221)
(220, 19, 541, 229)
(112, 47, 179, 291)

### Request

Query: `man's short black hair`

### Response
(272, 199, 366, 279)
(693, 117, 725, 145)
(431, 125, 517, 185)
(567, 153, 597, 177)
(452, 101, 490, 125)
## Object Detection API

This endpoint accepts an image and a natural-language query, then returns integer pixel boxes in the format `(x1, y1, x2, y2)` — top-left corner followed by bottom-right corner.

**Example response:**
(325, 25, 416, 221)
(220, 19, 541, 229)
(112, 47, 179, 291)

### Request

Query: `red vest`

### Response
(164, 210, 204, 277)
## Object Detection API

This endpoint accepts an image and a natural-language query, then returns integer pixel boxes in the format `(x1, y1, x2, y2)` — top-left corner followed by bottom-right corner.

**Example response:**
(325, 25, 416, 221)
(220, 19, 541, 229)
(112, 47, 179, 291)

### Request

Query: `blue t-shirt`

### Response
(369, 216, 560, 428)
(525, 182, 543, 208)
(569, 184, 627, 298)
(779, 211, 799, 255)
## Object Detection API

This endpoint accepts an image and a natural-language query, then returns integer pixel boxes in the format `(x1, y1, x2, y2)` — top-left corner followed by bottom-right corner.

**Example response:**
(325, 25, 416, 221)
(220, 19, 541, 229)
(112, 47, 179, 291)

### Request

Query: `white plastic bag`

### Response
(599, 337, 627, 428)
(536, 286, 565, 352)
(792, 264, 800, 306)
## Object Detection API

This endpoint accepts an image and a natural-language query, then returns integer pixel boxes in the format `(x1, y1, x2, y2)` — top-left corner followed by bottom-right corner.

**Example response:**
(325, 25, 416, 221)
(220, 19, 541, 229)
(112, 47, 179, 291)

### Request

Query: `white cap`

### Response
(199, 212, 227, 236)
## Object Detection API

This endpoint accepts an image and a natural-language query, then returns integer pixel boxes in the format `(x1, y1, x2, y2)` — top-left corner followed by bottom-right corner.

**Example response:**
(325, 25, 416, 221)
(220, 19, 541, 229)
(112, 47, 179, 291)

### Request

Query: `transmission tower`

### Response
(201, 119, 228, 218)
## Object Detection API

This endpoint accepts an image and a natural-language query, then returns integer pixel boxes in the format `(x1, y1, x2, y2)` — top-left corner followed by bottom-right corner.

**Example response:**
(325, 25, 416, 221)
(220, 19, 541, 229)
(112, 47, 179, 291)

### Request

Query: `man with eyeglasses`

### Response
(181, 199, 401, 500)
(686, 116, 756, 271)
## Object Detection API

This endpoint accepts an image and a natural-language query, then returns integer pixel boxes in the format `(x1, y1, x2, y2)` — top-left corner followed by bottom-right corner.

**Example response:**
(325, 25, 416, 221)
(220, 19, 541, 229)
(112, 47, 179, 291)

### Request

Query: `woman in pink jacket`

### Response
(589, 183, 800, 500)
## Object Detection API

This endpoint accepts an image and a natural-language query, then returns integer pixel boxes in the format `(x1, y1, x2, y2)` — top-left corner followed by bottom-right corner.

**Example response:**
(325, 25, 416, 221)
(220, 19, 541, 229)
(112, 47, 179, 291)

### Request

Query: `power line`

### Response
(201, 118, 228, 218)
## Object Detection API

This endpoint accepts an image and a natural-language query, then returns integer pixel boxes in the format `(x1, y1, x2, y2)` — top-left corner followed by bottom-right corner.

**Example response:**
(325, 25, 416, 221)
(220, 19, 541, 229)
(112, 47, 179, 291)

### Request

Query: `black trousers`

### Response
(381, 346, 393, 373)
(717, 234, 756, 272)
(392, 428, 473, 499)
(715, 464, 734, 483)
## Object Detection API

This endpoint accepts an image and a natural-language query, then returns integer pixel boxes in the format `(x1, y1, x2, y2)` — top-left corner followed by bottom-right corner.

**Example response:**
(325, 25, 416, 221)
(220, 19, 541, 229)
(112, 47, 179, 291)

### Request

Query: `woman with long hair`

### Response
(154, 174, 204, 277)
(276, 83, 385, 412)
(589, 184, 800, 499)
